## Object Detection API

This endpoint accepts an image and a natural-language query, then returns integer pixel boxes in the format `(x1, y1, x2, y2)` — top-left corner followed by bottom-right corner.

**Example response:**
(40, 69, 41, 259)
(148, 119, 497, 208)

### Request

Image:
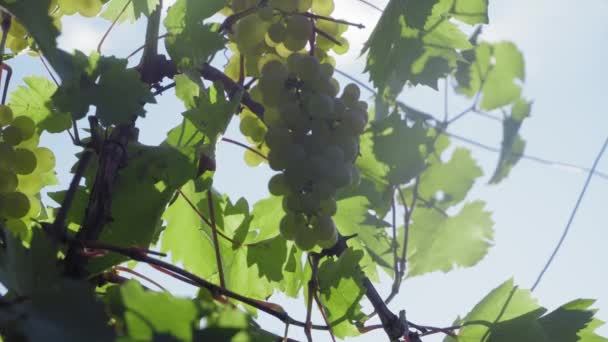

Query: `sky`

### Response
(5, 0, 608, 341)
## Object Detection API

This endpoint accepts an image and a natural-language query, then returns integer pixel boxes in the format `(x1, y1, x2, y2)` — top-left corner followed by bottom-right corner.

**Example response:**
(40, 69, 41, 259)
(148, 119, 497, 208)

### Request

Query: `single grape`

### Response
(267, 22, 287, 43)
(305, 93, 334, 119)
(323, 145, 345, 164)
(311, 0, 334, 15)
(269, 173, 290, 196)
(244, 149, 265, 167)
(264, 125, 291, 148)
(280, 212, 306, 240)
(257, 5, 275, 21)
(297, 0, 312, 11)
(312, 179, 335, 199)
(320, 63, 334, 78)
(332, 36, 350, 55)
(0, 105, 13, 126)
(17, 173, 45, 195)
(234, 15, 267, 53)
(270, 0, 297, 12)
(0, 169, 18, 193)
(317, 231, 338, 249)
(11, 116, 36, 141)
(343, 107, 367, 135)
(294, 226, 317, 250)
(2, 126, 23, 146)
(318, 197, 337, 216)
(283, 35, 308, 52)
(0, 142, 16, 170)
(1, 191, 30, 218)
(329, 163, 352, 188)
(294, 55, 321, 82)
(286, 14, 313, 41)
(13, 148, 37, 175)
(311, 215, 337, 241)
(341, 83, 361, 107)
(282, 193, 303, 212)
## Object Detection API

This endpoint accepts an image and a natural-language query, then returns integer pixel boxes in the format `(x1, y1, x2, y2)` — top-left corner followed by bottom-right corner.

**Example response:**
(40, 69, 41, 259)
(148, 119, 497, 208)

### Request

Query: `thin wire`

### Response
(530, 135, 608, 292)
(355, 0, 383, 11)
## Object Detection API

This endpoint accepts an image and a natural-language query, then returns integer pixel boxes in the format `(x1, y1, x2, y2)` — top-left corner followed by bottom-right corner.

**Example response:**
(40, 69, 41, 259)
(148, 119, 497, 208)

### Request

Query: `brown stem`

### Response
(221, 137, 267, 159)
(97, 0, 132, 53)
(207, 190, 226, 289)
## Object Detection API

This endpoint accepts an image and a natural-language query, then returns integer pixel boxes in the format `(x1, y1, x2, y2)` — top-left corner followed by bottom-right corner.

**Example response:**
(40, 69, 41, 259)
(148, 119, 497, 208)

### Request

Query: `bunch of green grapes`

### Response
(0, 105, 55, 236)
(227, 0, 364, 250)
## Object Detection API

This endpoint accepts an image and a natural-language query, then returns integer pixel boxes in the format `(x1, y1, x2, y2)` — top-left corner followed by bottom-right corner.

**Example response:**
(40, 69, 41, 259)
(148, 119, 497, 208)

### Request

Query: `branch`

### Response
(207, 190, 226, 289)
(63, 238, 331, 332)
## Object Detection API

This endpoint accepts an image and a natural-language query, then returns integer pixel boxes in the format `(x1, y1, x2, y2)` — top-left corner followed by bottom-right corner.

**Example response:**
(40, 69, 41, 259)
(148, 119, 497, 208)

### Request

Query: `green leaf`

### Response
(317, 248, 366, 338)
(94, 57, 156, 126)
(445, 279, 541, 341)
(86, 143, 197, 273)
(371, 114, 429, 185)
(58, 0, 104, 17)
(452, 0, 489, 25)
(164, 0, 225, 34)
(489, 99, 531, 184)
(363, 0, 478, 99)
(247, 196, 282, 243)
(106, 281, 199, 341)
(0, 229, 59, 296)
(166, 24, 225, 72)
(333, 196, 392, 281)
(4, 279, 115, 342)
(101, 0, 160, 23)
(415, 147, 483, 208)
(161, 182, 276, 300)
(9, 77, 71, 133)
(406, 201, 493, 276)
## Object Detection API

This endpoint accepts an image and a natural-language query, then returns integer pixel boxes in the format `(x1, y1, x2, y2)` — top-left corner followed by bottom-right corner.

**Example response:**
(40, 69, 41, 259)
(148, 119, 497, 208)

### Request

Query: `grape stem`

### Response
(300, 12, 365, 29)
(313, 26, 342, 46)
(97, 0, 132, 54)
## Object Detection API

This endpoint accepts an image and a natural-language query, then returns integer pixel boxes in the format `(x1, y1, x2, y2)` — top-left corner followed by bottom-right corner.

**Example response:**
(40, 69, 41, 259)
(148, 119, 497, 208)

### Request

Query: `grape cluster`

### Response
(0, 105, 55, 236)
(226, 0, 366, 250)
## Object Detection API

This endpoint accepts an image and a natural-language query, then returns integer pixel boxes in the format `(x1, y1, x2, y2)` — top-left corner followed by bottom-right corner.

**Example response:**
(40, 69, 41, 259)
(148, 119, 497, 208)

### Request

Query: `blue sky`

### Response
(6, 0, 607, 340)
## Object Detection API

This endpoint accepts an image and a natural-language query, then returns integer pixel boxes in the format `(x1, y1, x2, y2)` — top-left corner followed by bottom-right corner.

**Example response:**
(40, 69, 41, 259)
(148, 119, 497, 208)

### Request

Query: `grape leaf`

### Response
(3, 279, 115, 342)
(413, 147, 483, 208)
(94, 57, 156, 126)
(317, 248, 366, 338)
(101, 0, 160, 23)
(489, 99, 531, 184)
(248, 196, 282, 243)
(456, 42, 525, 110)
(161, 182, 276, 300)
(405, 201, 493, 276)
(166, 23, 225, 73)
(446, 280, 607, 341)
(164, 0, 225, 34)
(85, 143, 197, 273)
(333, 196, 392, 281)
(0, 229, 59, 296)
(57, 0, 104, 17)
(106, 281, 199, 341)
(445, 279, 540, 341)
(363, 0, 480, 101)
(371, 114, 430, 185)
(0, 230, 114, 341)
(9, 77, 71, 133)
(452, 0, 489, 25)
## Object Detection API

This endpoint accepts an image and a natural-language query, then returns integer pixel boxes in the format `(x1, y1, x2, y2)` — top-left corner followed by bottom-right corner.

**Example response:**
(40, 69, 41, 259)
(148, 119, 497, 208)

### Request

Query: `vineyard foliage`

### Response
(0, 0, 605, 341)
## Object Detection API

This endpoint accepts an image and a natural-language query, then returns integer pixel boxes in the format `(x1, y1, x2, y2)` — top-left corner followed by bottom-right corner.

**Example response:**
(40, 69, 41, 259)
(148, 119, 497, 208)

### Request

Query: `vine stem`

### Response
(207, 190, 226, 289)
(176, 188, 236, 244)
(97, 0, 132, 53)
(221, 137, 267, 159)
(62, 237, 331, 331)
(114, 265, 168, 292)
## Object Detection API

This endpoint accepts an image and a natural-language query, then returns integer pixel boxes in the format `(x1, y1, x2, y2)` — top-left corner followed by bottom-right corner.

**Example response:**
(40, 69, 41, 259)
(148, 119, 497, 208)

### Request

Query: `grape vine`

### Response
(0, 0, 605, 341)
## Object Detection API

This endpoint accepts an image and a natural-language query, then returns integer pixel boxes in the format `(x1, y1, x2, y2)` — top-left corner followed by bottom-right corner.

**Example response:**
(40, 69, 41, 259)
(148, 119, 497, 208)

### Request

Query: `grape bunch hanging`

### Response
(0, 105, 56, 237)
(228, 0, 367, 250)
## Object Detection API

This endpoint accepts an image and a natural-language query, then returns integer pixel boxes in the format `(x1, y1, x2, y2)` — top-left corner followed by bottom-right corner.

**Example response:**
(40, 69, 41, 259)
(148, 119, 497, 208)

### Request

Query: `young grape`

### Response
(1, 191, 30, 218)
(11, 116, 36, 140)
(0, 169, 18, 193)
(13, 148, 37, 175)
(269, 173, 290, 196)
(0, 105, 13, 126)
(311, 215, 337, 241)
(286, 15, 313, 41)
(2, 126, 23, 146)
(294, 226, 317, 250)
